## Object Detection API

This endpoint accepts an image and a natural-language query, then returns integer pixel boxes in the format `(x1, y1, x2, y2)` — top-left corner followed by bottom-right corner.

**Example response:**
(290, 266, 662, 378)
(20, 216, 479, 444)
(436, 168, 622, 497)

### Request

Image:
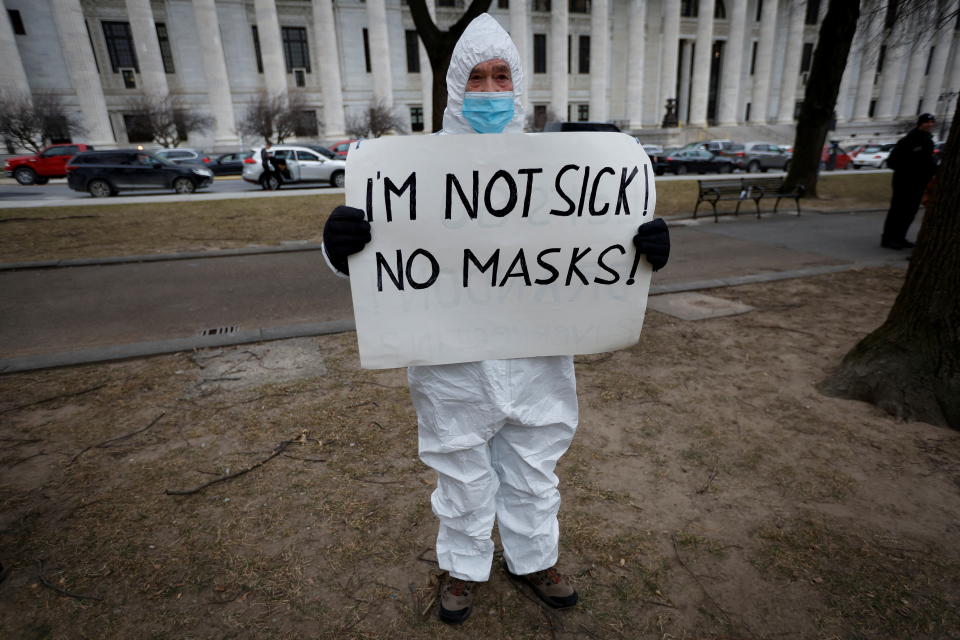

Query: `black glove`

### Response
(323, 206, 371, 275)
(633, 218, 670, 272)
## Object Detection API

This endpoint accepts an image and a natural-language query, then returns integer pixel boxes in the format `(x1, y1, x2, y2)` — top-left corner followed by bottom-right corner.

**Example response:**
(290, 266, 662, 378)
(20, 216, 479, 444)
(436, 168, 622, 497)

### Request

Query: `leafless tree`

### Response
(525, 108, 559, 132)
(0, 91, 86, 153)
(237, 90, 316, 144)
(345, 98, 408, 138)
(125, 93, 214, 148)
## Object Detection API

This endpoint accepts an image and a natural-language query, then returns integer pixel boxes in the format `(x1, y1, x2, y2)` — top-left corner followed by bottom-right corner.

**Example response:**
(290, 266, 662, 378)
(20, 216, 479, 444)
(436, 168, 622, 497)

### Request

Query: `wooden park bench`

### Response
(693, 177, 806, 222)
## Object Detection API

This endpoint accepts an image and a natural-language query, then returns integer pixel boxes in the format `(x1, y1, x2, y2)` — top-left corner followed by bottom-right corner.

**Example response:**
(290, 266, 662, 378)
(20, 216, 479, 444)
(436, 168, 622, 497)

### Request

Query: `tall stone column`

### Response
(0, 2, 30, 95)
(835, 53, 856, 123)
(125, 0, 168, 96)
(949, 32, 960, 103)
(191, 0, 237, 145)
(875, 23, 909, 120)
(659, 0, 681, 123)
(776, 0, 806, 123)
(550, 0, 569, 120)
(312, 0, 345, 137)
(688, 0, 715, 127)
(679, 40, 692, 123)
(254, 0, 287, 97)
(852, 7, 883, 121)
(50, 0, 115, 145)
(749, 0, 778, 124)
(898, 39, 930, 118)
(366, 0, 393, 106)
(589, 0, 610, 122)
(625, 0, 647, 129)
(509, 0, 529, 115)
(717, 0, 747, 125)
(921, 1, 958, 113)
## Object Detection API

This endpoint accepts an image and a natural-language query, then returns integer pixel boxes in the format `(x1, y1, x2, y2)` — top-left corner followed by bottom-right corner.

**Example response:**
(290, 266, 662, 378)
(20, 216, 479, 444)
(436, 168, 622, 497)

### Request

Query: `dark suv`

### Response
(66, 150, 214, 197)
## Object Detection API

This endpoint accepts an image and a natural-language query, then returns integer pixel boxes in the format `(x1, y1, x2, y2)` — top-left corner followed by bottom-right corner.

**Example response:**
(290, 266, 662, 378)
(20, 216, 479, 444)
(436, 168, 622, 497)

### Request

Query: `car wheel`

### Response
(88, 179, 113, 198)
(261, 174, 280, 190)
(676, 165, 688, 175)
(747, 161, 761, 174)
(173, 177, 196, 194)
(331, 170, 345, 188)
(13, 167, 37, 185)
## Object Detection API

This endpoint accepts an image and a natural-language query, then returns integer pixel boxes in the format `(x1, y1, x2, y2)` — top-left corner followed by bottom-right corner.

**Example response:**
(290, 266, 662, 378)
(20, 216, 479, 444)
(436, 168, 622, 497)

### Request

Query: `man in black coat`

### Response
(881, 113, 938, 250)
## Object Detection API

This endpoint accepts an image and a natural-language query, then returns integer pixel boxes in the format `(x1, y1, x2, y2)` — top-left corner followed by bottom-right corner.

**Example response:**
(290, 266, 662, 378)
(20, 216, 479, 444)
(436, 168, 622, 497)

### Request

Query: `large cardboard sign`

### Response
(345, 132, 656, 369)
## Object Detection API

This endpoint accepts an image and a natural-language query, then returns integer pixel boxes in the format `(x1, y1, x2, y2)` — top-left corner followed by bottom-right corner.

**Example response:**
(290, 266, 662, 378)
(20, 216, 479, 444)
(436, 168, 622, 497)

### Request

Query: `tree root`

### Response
(165, 438, 295, 495)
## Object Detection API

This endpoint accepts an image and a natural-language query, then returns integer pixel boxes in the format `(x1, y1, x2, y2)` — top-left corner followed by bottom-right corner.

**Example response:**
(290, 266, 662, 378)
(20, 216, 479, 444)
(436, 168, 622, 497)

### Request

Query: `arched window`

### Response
(715, 0, 726, 19)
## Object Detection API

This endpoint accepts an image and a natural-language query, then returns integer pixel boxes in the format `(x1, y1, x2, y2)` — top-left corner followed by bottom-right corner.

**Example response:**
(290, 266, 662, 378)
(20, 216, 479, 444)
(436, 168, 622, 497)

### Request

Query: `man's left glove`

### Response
(633, 218, 670, 272)
(323, 206, 371, 275)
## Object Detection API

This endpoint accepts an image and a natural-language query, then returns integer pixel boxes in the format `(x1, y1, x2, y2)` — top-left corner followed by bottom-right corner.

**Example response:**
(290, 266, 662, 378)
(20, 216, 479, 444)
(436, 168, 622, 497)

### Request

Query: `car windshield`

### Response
(142, 153, 175, 166)
(306, 145, 336, 159)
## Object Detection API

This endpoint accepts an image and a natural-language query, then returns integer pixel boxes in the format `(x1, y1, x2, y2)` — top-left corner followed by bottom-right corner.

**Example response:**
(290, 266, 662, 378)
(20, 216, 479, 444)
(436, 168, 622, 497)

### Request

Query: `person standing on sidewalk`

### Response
(321, 14, 670, 625)
(881, 113, 938, 250)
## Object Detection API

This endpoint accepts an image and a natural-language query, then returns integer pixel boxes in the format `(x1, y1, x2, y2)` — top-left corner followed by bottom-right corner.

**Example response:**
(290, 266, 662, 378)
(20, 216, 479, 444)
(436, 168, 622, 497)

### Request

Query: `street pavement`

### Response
(0, 206, 910, 374)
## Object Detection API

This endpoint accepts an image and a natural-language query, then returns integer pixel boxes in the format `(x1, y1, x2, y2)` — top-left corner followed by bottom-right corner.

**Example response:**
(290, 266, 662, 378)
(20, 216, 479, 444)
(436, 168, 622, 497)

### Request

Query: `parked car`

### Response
(66, 149, 213, 197)
(733, 142, 792, 173)
(851, 143, 896, 169)
(4, 143, 94, 185)
(326, 139, 357, 159)
(642, 144, 664, 156)
(207, 151, 253, 175)
(153, 147, 213, 165)
(821, 145, 854, 170)
(934, 141, 946, 165)
(680, 139, 738, 154)
(242, 144, 347, 189)
(653, 148, 736, 175)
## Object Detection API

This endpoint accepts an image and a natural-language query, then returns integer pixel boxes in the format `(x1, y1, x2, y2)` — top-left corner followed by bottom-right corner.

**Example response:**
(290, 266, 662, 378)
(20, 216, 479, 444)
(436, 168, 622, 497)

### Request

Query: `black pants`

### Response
(882, 175, 926, 244)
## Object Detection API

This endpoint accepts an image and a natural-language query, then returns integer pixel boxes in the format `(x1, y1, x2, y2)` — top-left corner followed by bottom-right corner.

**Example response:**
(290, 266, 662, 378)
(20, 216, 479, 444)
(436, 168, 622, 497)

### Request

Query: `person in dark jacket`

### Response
(881, 113, 938, 249)
(259, 142, 282, 190)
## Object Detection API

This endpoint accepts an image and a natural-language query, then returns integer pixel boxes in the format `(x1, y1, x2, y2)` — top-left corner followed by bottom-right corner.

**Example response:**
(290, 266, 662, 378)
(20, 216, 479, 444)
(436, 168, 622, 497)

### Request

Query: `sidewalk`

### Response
(0, 208, 909, 374)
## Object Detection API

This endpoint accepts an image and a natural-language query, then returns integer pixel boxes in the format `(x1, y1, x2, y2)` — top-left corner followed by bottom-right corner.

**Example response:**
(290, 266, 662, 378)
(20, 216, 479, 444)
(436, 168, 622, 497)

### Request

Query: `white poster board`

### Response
(345, 132, 656, 369)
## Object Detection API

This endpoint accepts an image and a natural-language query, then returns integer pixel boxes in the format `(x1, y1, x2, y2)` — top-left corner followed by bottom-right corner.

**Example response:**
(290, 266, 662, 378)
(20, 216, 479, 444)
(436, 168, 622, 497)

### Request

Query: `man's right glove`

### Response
(633, 218, 670, 272)
(323, 206, 371, 275)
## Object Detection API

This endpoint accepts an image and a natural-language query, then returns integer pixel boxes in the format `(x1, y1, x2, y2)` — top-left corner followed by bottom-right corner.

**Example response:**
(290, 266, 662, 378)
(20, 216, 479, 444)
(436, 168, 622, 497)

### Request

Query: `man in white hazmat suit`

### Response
(321, 14, 670, 624)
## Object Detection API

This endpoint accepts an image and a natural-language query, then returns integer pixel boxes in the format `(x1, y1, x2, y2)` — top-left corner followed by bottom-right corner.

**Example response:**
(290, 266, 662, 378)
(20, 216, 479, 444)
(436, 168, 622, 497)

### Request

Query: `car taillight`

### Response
(735, 151, 745, 157)
(202, 157, 210, 163)
(666, 157, 674, 162)
(243, 157, 256, 164)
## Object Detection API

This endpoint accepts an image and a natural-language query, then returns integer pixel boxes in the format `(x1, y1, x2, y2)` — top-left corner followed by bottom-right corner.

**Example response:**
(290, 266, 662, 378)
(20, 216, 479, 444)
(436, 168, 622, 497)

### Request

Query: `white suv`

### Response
(243, 144, 347, 189)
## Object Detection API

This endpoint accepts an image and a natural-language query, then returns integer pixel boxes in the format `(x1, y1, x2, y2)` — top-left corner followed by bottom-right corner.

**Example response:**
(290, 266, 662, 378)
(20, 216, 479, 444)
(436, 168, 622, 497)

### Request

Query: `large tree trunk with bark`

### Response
(783, 0, 859, 198)
(820, 106, 960, 429)
(408, 0, 493, 132)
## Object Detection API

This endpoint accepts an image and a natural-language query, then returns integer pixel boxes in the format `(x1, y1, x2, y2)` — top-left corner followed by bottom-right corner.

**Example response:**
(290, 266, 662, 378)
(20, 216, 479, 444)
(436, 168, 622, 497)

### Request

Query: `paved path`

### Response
(0, 208, 910, 373)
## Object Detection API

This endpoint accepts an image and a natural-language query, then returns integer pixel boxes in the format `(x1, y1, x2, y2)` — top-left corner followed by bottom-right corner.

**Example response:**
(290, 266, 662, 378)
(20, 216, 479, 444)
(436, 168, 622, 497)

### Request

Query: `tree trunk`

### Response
(820, 105, 960, 429)
(408, 0, 492, 132)
(783, 0, 859, 198)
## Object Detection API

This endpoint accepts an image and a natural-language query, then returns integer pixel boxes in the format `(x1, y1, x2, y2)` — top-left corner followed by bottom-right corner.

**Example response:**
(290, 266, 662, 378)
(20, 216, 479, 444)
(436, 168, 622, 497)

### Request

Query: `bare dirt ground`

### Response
(2, 265, 958, 640)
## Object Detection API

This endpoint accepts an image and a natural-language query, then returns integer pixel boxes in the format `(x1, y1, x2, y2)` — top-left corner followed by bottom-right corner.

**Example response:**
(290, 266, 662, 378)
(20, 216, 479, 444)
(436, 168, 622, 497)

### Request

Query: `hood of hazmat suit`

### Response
(411, 13, 579, 584)
(441, 13, 525, 135)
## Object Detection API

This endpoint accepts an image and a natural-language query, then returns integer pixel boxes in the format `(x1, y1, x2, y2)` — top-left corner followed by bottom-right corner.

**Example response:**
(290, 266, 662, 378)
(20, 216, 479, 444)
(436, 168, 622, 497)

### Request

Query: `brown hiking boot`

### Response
(506, 564, 579, 609)
(438, 574, 475, 624)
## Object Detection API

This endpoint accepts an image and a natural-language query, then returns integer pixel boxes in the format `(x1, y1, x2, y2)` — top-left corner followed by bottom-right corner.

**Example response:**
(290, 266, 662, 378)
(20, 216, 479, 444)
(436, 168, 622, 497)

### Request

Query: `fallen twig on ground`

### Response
(70, 412, 166, 463)
(165, 438, 295, 495)
(36, 560, 103, 602)
(1, 384, 106, 415)
(696, 457, 720, 494)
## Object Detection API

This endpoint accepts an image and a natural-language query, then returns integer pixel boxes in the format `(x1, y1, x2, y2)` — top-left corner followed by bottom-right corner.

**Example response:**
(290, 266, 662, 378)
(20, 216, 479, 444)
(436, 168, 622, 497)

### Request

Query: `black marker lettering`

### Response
(549, 164, 578, 216)
(376, 250, 404, 291)
(405, 248, 439, 289)
(589, 167, 615, 215)
(565, 247, 591, 285)
(576, 166, 592, 216)
(517, 168, 543, 217)
(463, 248, 500, 287)
(446, 171, 479, 220)
(615, 166, 639, 216)
(535, 248, 561, 285)
(384, 172, 417, 222)
(594, 244, 626, 284)
(499, 249, 531, 286)
(484, 169, 518, 217)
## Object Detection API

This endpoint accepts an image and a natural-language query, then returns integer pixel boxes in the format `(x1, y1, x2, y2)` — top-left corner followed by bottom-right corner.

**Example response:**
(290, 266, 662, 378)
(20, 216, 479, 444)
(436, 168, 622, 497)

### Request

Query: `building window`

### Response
(570, 0, 591, 13)
(405, 30, 420, 73)
(925, 46, 935, 75)
(410, 105, 424, 132)
(533, 33, 547, 74)
(295, 110, 318, 137)
(868, 99, 876, 118)
(750, 41, 757, 74)
(800, 42, 813, 73)
(102, 21, 139, 73)
(578, 35, 590, 74)
(252, 26, 263, 73)
(715, 0, 726, 19)
(577, 104, 589, 121)
(533, 104, 547, 130)
(294, 69, 306, 87)
(877, 44, 886, 72)
(282, 26, 310, 73)
(793, 100, 802, 120)
(156, 23, 175, 74)
(7, 9, 25, 35)
(497, 0, 509, 8)
(884, 1, 897, 29)
(805, 0, 821, 25)
(755, 0, 763, 21)
(744, 102, 751, 121)
(533, 0, 551, 12)
(363, 28, 371, 73)
(681, 0, 697, 17)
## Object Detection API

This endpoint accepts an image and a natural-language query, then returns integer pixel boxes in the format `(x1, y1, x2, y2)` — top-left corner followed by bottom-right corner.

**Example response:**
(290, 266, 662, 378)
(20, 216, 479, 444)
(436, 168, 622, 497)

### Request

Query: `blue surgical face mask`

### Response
(462, 91, 515, 134)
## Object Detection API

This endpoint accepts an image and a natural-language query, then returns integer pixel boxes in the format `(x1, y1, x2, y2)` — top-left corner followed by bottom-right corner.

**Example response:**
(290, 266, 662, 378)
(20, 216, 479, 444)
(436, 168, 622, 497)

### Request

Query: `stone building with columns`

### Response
(1, 0, 958, 151)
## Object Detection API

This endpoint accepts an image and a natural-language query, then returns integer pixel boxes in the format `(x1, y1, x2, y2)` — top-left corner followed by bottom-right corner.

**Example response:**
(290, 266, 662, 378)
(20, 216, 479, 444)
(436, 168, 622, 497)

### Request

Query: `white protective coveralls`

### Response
(410, 13, 579, 583)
